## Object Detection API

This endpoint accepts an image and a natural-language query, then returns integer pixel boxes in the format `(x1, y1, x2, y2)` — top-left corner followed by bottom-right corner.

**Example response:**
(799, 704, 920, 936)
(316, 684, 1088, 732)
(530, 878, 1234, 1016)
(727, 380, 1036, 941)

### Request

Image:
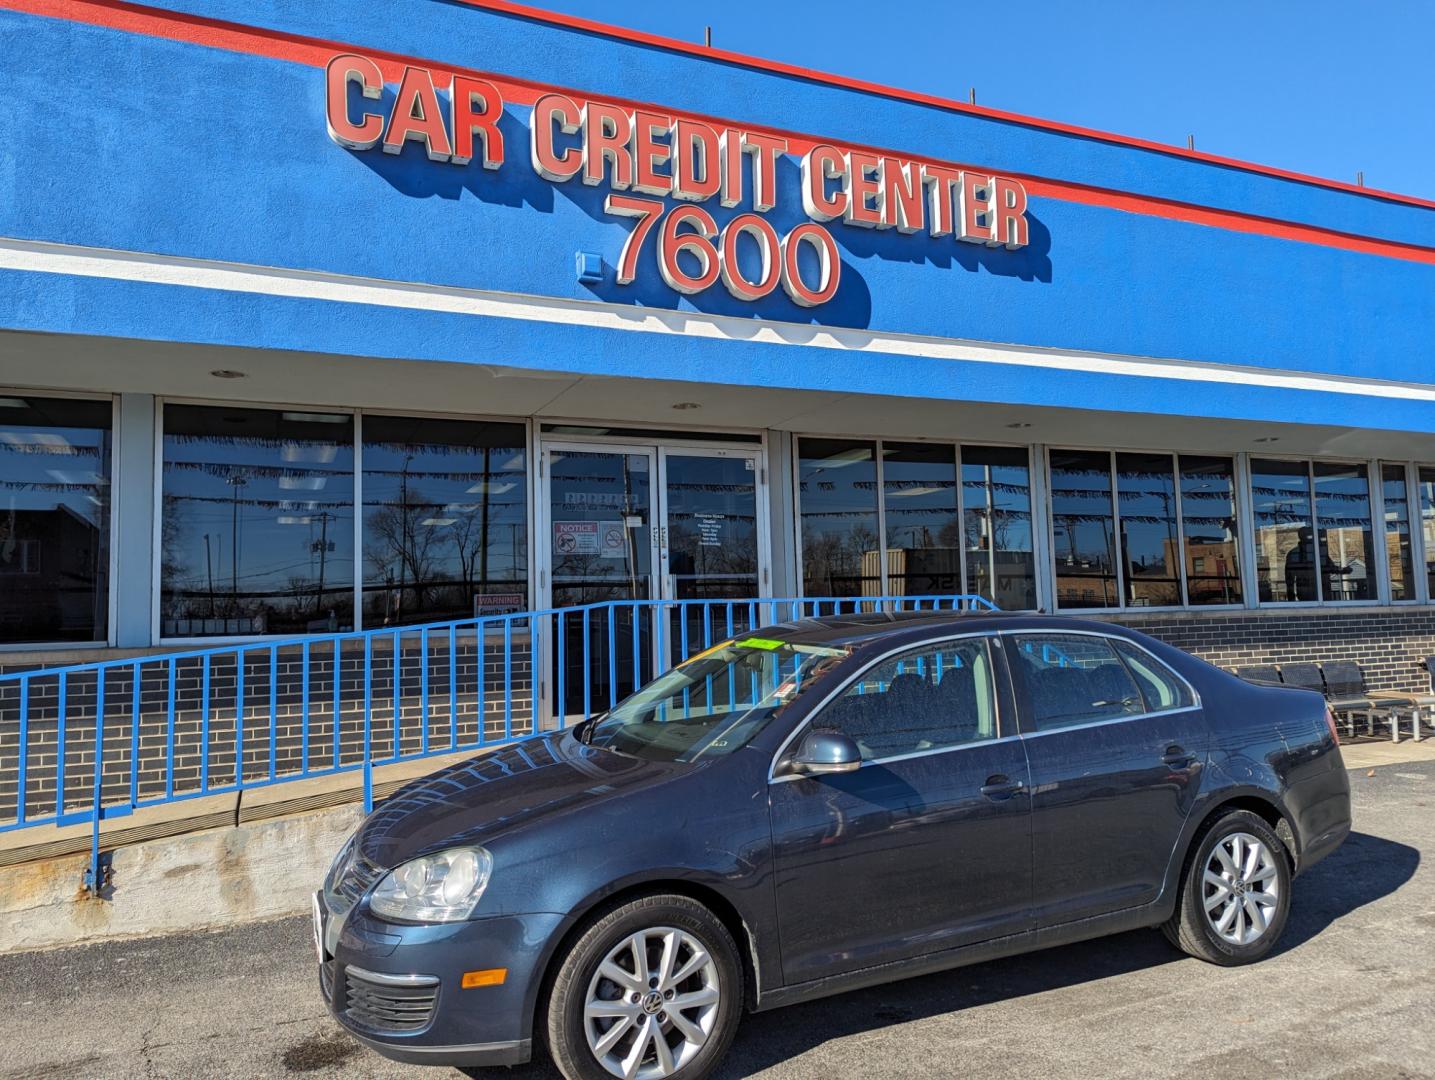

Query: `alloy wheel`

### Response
(583, 925, 721, 1079)
(1202, 830, 1280, 946)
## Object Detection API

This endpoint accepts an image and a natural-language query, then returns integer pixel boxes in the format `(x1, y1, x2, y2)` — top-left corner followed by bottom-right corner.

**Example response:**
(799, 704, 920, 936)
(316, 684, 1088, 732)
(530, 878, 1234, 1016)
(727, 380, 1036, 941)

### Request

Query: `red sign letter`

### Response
(743, 132, 788, 213)
(384, 66, 453, 161)
(843, 152, 884, 228)
(450, 77, 504, 169)
(530, 94, 582, 181)
(631, 111, 673, 195)
(957, 171, 995, 244)
(672, 120, 721, 202)
(992, 177, 1029, 248)
(801, 145, 848, 222)
(921, 164, 960, 237)
(582, 102, 634, 190)
(881, 159, 924, 233)
(325, 54, 384, 151)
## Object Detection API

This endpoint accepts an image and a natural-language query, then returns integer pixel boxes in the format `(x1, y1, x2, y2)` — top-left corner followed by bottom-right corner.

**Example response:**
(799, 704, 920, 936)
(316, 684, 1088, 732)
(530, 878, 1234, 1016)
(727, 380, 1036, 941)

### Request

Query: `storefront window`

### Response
(1382, 464, 1414, 601)
(1421, 468, 1435, 600)
(1049, 450, 1118, 609)
(798, 439, 879, 597)
(961, 445, 1036, 610)
(882, 442, 960, 597)
(362, 416, 527, 628)
(1116, 452, 1181, 607)
(0, 395, 112, 644)
(161, 405, 355, 637)
(1179, 456, 1242, 605)
(1314, 462, 1375, 601)
(1250, 458, 1317, 602)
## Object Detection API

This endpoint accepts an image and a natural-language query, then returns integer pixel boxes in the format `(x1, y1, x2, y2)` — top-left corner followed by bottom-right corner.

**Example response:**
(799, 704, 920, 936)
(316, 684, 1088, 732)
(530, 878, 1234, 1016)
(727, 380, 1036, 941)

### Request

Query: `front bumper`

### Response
(315, 889, 564, 1068)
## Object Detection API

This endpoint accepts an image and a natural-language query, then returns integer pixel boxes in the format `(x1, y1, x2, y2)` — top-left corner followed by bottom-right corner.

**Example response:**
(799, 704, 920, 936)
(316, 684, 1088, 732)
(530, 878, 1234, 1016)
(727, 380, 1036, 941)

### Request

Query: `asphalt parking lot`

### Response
(3, 764, 1431, 1080)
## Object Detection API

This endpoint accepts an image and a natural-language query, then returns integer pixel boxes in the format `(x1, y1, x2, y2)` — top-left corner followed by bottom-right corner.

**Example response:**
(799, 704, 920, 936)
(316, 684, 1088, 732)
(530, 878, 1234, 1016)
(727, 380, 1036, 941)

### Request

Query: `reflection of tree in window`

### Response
(160, 406, 355, 637)
(0, 396, 112, 643)
(799, 439, 879, 598)
(962, 445, 1036, 610)
(362, 417, 528, 628)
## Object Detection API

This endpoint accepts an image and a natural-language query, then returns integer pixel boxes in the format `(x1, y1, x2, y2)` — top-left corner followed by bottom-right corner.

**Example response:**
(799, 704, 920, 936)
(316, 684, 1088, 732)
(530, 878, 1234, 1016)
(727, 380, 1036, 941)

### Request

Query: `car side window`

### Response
(815, 639, 998, 761)
(1112, 639, 1194, 712)
(1012, 634, 1144, 732)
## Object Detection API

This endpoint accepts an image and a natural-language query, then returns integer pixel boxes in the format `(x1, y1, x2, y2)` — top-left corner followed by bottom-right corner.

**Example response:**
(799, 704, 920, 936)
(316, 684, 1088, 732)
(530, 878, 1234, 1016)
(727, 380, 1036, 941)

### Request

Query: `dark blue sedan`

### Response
(314, 612, 1351, 1080)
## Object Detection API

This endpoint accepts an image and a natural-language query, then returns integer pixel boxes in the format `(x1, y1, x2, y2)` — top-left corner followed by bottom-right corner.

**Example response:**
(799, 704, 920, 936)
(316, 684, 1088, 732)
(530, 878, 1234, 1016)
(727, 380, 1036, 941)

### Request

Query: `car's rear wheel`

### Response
(545, 894, 743, 1080)
(1163, 808, 1291, 965)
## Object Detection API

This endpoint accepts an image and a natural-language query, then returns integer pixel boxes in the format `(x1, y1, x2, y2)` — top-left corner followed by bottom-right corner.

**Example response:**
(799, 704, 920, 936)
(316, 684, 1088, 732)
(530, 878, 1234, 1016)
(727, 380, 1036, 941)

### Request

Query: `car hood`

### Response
(356, 732, 690, 868)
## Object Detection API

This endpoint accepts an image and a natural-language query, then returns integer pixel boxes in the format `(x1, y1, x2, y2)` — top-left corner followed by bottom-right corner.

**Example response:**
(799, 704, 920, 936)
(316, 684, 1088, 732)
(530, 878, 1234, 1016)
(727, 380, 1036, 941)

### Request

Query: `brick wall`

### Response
(1111, 606, 1435, 693)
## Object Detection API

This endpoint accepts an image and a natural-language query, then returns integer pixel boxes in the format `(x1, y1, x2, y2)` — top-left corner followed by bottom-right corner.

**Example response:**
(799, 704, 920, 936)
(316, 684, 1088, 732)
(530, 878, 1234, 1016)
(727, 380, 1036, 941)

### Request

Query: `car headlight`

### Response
(369, 847, 493, 923)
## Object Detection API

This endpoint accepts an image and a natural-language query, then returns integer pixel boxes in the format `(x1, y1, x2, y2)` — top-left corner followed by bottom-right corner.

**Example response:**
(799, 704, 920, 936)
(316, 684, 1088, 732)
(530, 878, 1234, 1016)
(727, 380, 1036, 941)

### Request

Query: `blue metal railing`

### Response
(0, 593, 995, 890)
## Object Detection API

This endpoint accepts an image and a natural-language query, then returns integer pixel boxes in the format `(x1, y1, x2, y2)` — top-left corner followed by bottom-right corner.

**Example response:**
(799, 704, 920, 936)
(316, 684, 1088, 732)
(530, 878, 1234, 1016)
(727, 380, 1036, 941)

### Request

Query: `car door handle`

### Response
(1161, 746, 1196, 767)
(980, 774, 1025, 799)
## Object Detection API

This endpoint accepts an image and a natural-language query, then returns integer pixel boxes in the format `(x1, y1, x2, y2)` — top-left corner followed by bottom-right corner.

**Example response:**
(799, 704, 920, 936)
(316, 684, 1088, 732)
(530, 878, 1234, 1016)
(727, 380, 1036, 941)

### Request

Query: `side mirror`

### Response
(790, 730, 862, 776)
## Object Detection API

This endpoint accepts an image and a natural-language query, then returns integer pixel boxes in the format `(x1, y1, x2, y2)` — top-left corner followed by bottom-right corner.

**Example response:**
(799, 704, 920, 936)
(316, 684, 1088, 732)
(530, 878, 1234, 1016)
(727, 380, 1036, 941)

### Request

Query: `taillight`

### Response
(1325, 705, 1340, 746)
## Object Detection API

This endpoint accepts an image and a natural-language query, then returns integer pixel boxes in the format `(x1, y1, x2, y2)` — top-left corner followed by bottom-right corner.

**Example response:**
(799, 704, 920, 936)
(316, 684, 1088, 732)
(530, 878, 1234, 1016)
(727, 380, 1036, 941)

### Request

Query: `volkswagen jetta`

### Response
(314, 611, 1351, 1080)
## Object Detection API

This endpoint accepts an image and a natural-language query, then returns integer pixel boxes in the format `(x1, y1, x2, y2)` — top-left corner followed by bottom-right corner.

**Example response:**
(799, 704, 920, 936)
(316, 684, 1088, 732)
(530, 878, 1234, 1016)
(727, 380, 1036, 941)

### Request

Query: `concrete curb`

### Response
(0, 804, 364, 954)
(0, 745, 496, 953)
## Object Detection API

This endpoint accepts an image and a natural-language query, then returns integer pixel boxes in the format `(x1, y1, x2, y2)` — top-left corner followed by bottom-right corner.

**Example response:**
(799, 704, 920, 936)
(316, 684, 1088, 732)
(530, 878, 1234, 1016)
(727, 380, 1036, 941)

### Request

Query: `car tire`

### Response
(545, 893, 744, 1080)
(1163, 808, 1292, 966)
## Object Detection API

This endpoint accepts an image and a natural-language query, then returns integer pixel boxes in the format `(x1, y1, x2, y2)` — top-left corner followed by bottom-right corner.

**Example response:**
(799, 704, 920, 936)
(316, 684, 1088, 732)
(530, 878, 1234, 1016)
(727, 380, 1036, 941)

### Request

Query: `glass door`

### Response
(544, 445, 660, 721)
(658, 447, 767, 665)
(539, 440, 770, 726)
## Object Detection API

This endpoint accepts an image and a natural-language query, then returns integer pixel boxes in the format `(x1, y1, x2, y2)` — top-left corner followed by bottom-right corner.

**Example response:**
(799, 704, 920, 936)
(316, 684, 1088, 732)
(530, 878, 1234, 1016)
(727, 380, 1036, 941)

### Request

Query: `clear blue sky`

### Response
(525, 0, 1435, 200)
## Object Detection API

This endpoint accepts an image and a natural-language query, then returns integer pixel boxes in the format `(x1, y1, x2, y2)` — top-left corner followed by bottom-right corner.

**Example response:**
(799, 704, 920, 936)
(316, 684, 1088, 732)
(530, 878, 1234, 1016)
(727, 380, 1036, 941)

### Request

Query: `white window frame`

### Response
(791, 433, 1040, 610)
(152, 397, 536, 645)
(0, 387, 119, 653)
(1375, 459, 1422, 605)
(1246, 454, 1383, 608)
(1046, 445, 1248, 615)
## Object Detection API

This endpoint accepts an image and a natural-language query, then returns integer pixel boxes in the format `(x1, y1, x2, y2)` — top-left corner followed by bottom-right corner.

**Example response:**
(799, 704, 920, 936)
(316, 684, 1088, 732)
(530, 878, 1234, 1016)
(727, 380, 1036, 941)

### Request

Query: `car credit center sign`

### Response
(325, 53, 1031, 307)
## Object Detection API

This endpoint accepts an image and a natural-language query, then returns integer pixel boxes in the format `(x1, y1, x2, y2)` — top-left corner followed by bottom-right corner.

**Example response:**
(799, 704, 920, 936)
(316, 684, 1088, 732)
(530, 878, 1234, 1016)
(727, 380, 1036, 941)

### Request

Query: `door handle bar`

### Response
(1161, 746, 1196, 767)
(980, 776, 1025, 799)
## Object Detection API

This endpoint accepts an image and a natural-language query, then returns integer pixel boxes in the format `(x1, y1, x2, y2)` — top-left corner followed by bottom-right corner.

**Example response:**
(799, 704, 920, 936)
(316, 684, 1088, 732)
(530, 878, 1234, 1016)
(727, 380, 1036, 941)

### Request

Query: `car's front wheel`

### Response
(545, 893, 744, 1080)
(1164, 808, 1292, 965)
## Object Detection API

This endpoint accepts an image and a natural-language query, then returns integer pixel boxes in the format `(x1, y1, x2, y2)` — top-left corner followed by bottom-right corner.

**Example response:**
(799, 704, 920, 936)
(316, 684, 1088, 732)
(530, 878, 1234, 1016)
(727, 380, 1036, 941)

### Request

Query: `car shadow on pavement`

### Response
(463, 831, 1415, 1080)
(1271, 829, 1418, 955)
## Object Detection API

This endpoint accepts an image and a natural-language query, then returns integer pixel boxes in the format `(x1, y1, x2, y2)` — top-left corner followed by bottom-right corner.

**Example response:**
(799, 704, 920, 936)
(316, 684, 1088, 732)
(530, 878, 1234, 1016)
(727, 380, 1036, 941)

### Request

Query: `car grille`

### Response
(343, 966, 440, 1034)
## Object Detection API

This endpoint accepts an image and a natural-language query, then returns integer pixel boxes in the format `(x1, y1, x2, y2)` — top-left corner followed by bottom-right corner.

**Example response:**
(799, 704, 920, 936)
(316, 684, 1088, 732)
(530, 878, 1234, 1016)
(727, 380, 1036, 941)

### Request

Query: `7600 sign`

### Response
(605, 196, 839, 307)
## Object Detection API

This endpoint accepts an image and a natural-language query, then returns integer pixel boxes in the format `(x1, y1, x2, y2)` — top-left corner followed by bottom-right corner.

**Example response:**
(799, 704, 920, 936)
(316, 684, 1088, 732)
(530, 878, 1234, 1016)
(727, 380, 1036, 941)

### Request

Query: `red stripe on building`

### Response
(7, 0, 1435, 268)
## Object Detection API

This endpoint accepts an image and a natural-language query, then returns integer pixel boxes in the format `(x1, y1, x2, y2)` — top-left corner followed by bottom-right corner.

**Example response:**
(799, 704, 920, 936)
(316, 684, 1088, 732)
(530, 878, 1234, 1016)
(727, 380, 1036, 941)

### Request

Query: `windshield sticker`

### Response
(736, 637, 785, 650)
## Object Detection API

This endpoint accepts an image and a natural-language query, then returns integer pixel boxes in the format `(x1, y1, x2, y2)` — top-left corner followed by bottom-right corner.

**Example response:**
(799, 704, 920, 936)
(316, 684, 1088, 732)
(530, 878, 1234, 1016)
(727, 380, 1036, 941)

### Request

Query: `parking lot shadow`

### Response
(1273, 829, 1418, 954)
(463, 831, 1415, 1080)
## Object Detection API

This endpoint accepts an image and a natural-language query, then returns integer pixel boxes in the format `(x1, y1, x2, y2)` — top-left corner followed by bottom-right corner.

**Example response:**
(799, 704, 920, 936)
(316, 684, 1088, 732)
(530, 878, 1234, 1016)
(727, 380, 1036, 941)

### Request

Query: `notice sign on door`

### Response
(600, 521, 628, 559)
(555, 521, 630, 558)
(554, 521, 599, 554)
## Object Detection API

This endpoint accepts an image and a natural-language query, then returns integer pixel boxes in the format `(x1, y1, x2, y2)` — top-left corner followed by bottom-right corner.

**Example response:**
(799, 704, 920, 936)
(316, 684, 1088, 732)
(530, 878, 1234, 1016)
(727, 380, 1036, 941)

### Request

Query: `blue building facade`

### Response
(4, 0, 1435, 685)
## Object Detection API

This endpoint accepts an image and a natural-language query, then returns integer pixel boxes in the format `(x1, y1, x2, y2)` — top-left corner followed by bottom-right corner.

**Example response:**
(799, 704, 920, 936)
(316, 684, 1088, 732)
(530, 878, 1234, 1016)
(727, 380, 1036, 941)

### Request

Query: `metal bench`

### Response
(1367, 656, 1435, 741)
(1234, 665, 1283, 686)
(1324, 661, 1418, 742)
(1279, 662, 1379, 740)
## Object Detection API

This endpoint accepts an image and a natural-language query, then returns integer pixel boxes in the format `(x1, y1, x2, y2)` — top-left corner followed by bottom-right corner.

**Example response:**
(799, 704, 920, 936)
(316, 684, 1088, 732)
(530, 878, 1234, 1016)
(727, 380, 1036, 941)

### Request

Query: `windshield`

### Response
(583, 637, 852, 762)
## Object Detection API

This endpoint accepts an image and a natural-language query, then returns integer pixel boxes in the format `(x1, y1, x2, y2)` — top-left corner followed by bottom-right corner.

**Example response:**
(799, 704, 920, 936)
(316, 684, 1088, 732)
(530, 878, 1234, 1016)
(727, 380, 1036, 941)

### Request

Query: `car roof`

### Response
(749, 609, 1137, 651)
